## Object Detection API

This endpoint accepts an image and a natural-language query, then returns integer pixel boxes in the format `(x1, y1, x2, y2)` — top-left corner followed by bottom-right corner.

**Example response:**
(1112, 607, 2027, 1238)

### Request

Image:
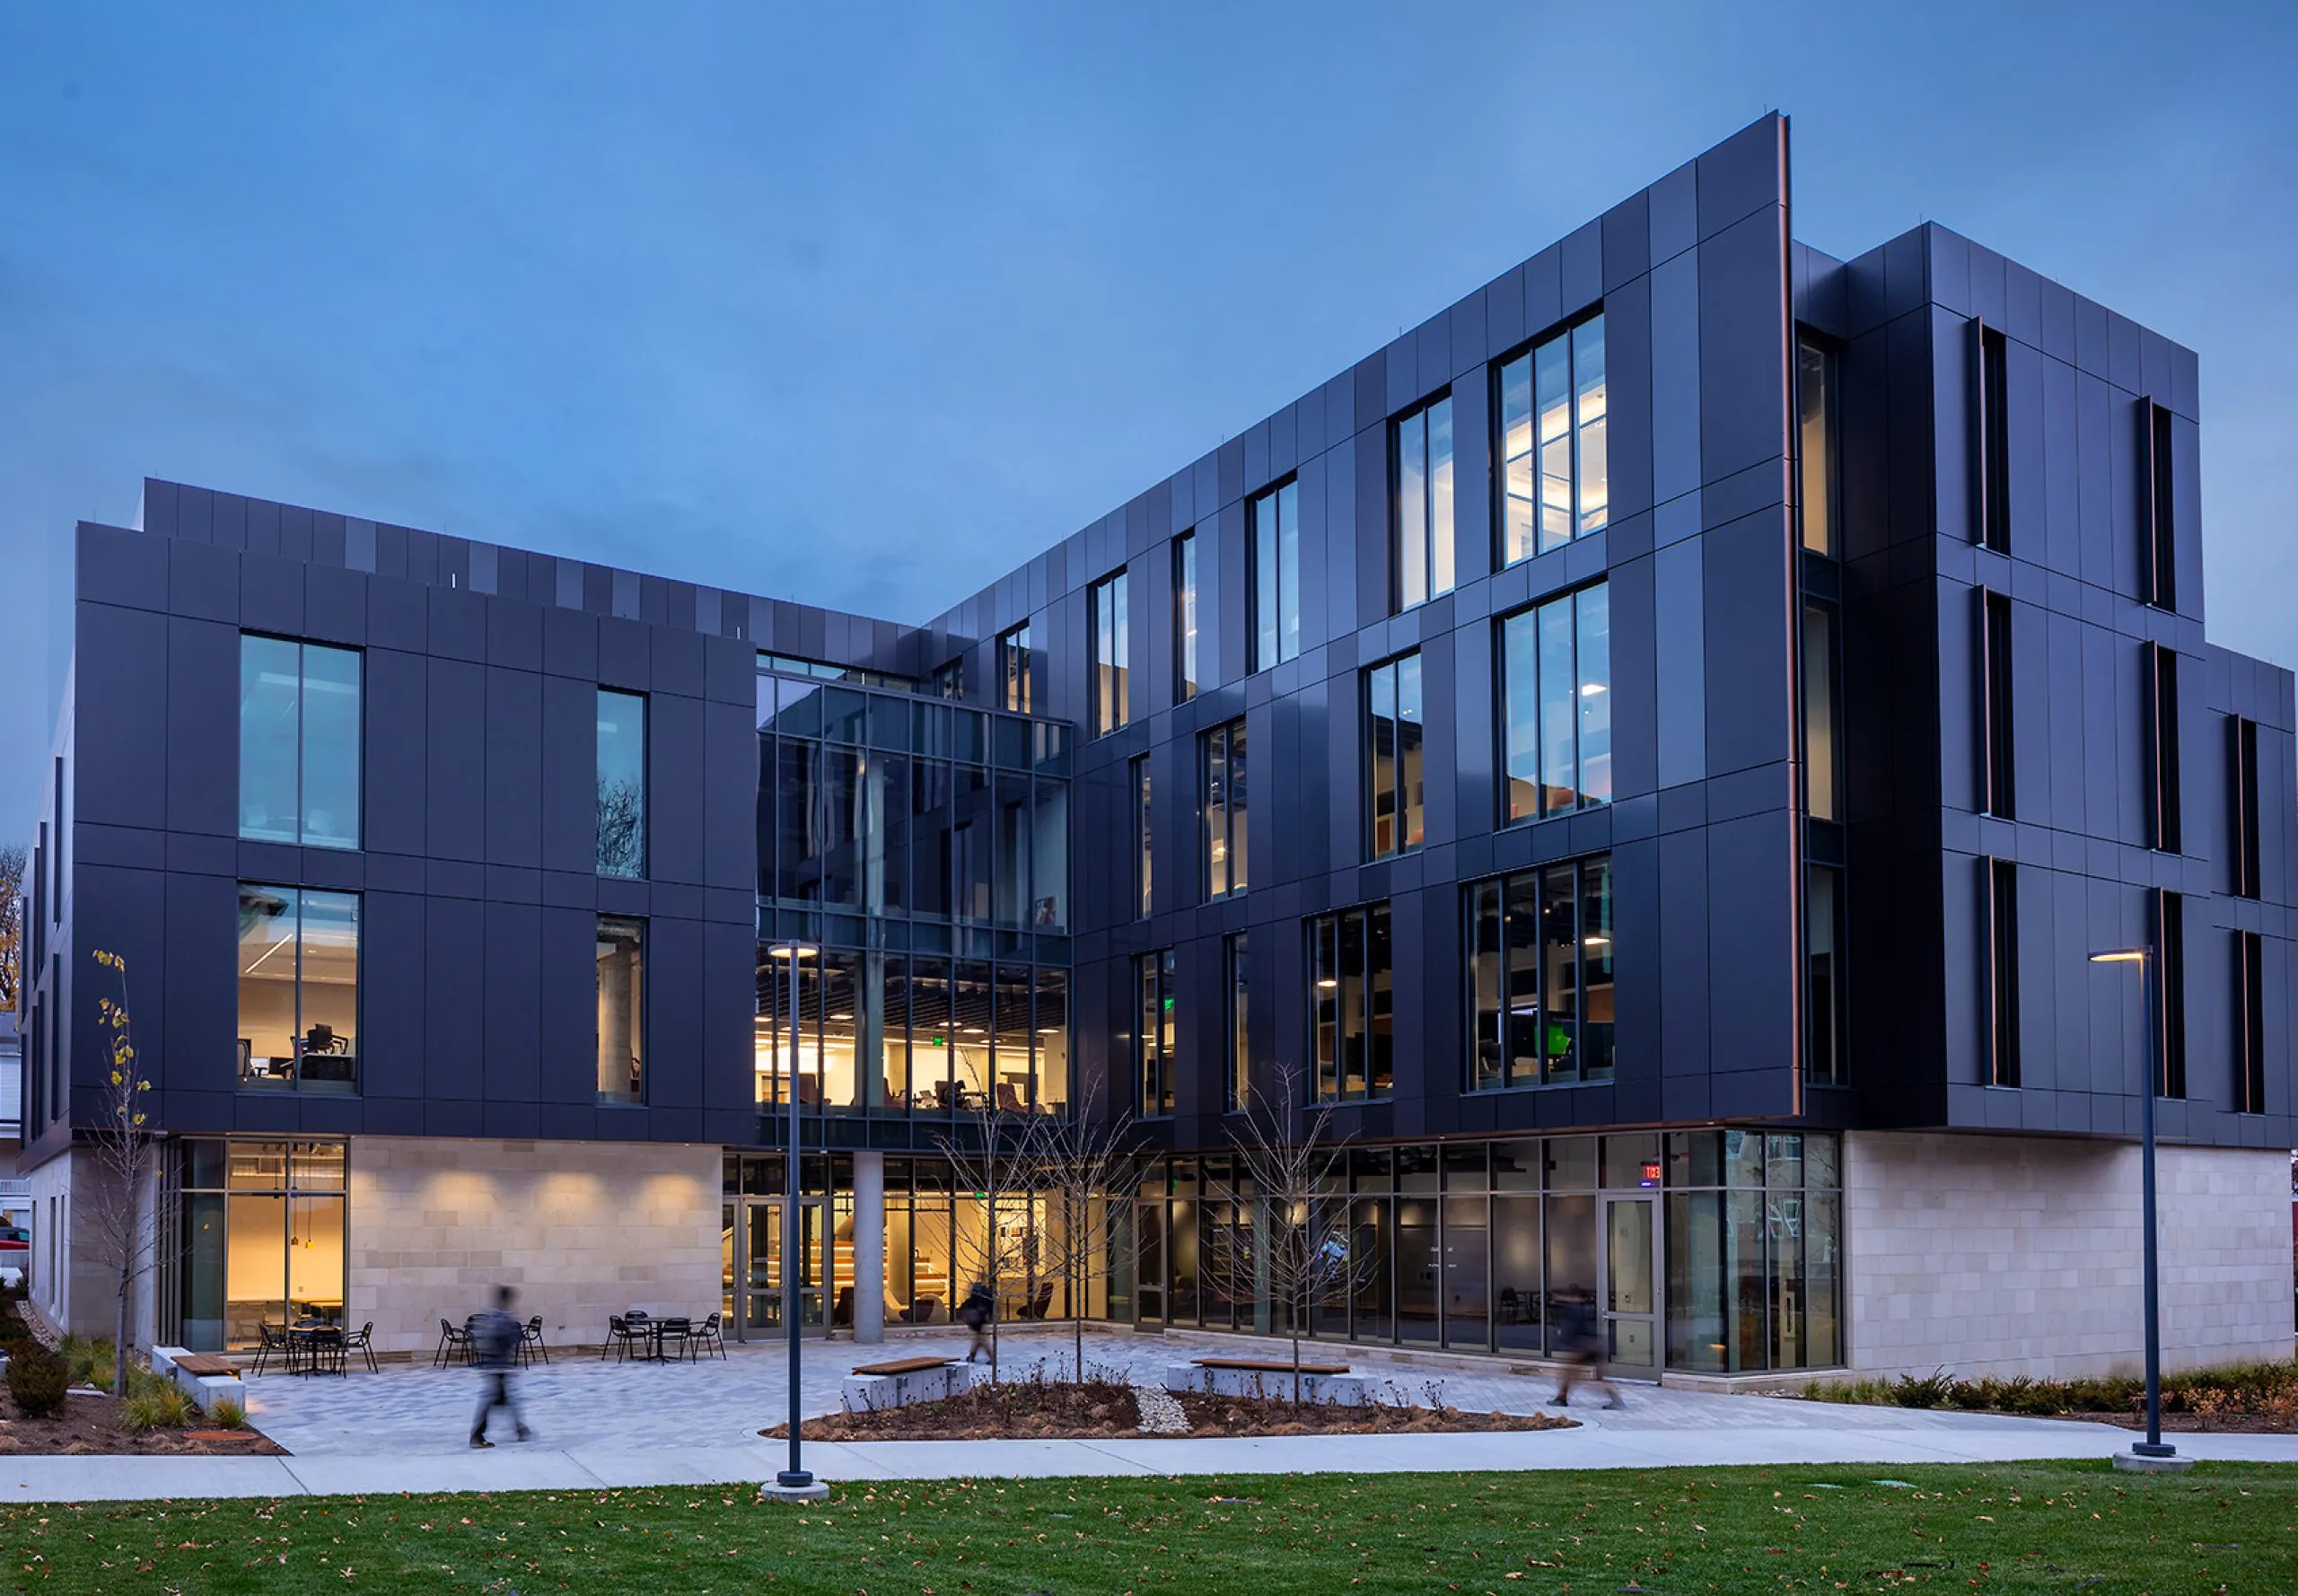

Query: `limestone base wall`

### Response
(1845, 1131, 2294, 1381)
(346, 1136, 721, 1357)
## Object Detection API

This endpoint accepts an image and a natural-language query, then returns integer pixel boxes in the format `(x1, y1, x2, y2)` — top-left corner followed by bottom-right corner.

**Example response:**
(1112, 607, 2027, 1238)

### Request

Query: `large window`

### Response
(1226, 932, 1250, 1113)
(239, 635, 361, 848)
(237, 885, 359, 1092)
(173, 1140, 346, 1353)
(1805, 865, 1844, 1085)
(2235, 930, 2267, 1115)
(1171, 532, 1198, 702)
(1202, 717, 1247, 899)
(1137, 950, 1175, 1118)
(1975, 322, 2010, 553)
(997, 623, 1032, 715)
(1802, 603, 1840, 821)
(1249, 480, 1301, 671)
(2232, 717, 2261, 899)
(598, 916, 645, 1104)
(1500, 581, 1610, 823)
(1798, 334, 1838, 557)
(1980, 590, 2014, 819)
(1466, 855, 1614, 1090)
(2144, 399, 2175, 609)
(1497, 313, 1607, 566)
(1131, 754, 1153, 919)
(1091, 571, 1130, 735)
(1987, 858, 2018, 1088)
(597, 688, 646, 878)
(1663, 1129, 1842, 1373)
(2145, 641, 2181, 852)
(1311, 902, 1392, 1102)
(1393, 393, 1455, 610)
(1365, 653, 1425, 859)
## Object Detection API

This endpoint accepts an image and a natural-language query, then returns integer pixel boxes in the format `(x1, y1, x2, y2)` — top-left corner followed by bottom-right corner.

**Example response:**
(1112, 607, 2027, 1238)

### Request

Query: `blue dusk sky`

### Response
(2, 1, 2294, 843)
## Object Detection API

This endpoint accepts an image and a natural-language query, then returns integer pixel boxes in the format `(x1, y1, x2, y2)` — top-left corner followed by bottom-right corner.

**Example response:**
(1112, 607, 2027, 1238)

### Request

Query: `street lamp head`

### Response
(2090, 949, 2146, 965)
(766, 943, 820, 960)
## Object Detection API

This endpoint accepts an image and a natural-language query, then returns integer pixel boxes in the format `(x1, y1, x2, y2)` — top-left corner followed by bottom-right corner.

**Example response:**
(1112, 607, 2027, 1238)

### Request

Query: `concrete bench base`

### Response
(841, 1360, 979, 1413)
(1163, 1363, 1372, 1405)
(152, 1346, 247, 1412)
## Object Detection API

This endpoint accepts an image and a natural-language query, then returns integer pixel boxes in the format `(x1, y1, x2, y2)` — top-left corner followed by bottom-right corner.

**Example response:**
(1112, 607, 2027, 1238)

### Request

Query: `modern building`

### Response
(13, 115, 2294, 1381)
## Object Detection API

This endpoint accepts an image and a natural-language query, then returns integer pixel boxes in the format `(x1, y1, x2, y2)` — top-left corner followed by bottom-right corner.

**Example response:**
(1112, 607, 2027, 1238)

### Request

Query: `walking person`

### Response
(469, 1285, 534, 1448)
(955, 1281, 995, 1364)
(1549, 1287, 1623, 1410)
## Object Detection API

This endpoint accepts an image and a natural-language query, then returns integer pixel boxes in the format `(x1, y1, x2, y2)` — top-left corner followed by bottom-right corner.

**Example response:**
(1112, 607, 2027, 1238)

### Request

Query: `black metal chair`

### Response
(689, 1311, 727, 1361)
(300, 1324, 347, 1377)
(654, 1316, 693, 1362)
(520, 1314, 550, 1366)
(601, 1314, 646, 1362)
(434, 1316, 473, 1368)
(252, 1321, 292, 1376)
(342, 1321, 378, 1373)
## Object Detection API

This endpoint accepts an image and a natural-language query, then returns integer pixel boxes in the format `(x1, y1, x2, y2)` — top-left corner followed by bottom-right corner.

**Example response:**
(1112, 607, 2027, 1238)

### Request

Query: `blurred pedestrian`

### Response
(1550, 1287, 1623, 1410)
(956, 1281, 995, 1363)
(469, 1285, 533, 1448)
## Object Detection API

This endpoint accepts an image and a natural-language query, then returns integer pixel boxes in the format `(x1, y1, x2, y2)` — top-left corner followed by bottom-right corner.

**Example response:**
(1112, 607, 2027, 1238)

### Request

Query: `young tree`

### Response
(934, 1091, 1048, 1383)
(0, 843, 24, 1011)
(86, 951, 162, 1399)
(1030, 1087, 1142, 1381)
(1211, 1065, 1370, 1401)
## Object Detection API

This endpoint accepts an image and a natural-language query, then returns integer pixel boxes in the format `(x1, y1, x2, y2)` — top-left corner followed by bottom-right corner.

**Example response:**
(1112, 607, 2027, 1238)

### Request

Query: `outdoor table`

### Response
(288, 1320, 346, 1378)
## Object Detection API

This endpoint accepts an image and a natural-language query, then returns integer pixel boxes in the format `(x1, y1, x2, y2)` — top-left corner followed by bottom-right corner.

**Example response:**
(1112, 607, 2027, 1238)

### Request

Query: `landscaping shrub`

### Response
(7, 1346, 69, 1418)
(122, 1384, 189, 1434)
(1811, 1358, 2298, 1420)
(206, 1396, 248, 1430)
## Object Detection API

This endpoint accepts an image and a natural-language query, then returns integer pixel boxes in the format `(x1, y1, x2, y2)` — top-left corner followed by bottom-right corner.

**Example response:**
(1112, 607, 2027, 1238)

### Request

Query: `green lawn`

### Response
(1, 1462, 2291, 1593)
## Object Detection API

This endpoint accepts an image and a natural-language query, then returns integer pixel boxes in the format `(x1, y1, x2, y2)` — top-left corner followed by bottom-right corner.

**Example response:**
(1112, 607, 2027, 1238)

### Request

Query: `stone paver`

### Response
(0, 1329, 2285, 1503)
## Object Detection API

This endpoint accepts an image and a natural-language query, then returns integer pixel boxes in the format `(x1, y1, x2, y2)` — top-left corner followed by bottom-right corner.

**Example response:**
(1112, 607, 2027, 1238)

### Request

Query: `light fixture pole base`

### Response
(2112, 1449, 2194, 1473)
(759, 1476, 831, 1503)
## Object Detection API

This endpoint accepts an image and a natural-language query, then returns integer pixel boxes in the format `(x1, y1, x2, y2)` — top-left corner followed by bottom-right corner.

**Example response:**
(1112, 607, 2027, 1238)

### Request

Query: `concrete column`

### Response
(853, 1151, 885, 1344)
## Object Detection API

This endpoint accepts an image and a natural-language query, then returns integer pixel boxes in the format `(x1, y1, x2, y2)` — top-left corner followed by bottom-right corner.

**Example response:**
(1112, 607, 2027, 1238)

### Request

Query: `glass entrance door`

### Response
(1600, 1195, 1659, 1375)
(736, 1198, 829, 1340)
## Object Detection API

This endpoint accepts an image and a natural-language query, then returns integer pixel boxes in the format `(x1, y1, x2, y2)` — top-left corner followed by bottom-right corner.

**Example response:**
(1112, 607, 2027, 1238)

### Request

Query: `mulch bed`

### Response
(0, 1392, 285, 1456)
(766, 1378, 1574, 1442)
(2051, 1409, 2298, 1434)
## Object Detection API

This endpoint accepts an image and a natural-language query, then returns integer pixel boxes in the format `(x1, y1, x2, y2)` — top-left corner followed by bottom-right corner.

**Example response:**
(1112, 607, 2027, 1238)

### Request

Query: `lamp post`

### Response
(765, 940, 823, 1499)
(2089, 945, 2184, 1469)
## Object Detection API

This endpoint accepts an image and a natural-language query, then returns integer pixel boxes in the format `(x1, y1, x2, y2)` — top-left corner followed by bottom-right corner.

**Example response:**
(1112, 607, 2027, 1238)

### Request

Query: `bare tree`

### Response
(1030, 1087, 1142, 1381)
(596, 779, 643, 876)
(934, 1091, 1048, 1382)
(86, 951, 163, 1398)
(0, 843, 24, 1011)
(1209, 1065, 1371, 1400)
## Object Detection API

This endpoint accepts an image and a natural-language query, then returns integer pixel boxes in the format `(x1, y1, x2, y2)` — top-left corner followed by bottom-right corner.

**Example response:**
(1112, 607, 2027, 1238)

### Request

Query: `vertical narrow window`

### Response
(236, 885, 360, 1093)
(239, 636, 362, 848)
(1309, 902, 1393, 1102)
(997, 622, 1031, 715)
(1091, 572, 1130, 734)
(1226, 932, 1250, 1112)
(2154, 890, 2186, 1099)
(1131, 754, 1153, 918)
(1499, 581, 1613, 823)
(596, 688, 647, 878)
(1495, 312, 1607, 567)
(1467, 881, 1504, 1092)
(1975, 322, 2010, 553)
(2235, 930, 2266, 1115)
(2232, 717, 2261, 898)
(1802, 603, 1840, 820)
(1798, 334, 1838, 557)
(2145, 642, 2181, 852)
(1980, 590, 2014, 818)
(1462, 856, 1616, 1090)
(1987, 858, 2019, 1087)
(596, 915, 645, 1104)
(1249, 481, 1301, 671)
(1805, 865, 1844, 1085)
(1171, 531, 1198, 702)
(1136, 950, 1175, 1117)
(1365, 653, 1423, 859)
(2144, 399, 2176, 609)
(1201, 717, 1247, 899)
(1392, 393, 1454, 611)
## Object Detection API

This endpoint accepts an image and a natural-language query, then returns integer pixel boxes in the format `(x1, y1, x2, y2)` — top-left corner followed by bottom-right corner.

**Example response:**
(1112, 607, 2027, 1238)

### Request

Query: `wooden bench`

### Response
(1193, 1356, 1349, 1376)
(171, 1355, 241, 1379)
(852, 1355, 956, 1378)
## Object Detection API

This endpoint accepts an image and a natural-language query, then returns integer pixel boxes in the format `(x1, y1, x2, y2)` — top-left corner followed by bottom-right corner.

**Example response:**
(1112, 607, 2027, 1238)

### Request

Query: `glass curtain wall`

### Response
(1662, 1130, 1842, 1372)
(171, 1139, 347, 1352)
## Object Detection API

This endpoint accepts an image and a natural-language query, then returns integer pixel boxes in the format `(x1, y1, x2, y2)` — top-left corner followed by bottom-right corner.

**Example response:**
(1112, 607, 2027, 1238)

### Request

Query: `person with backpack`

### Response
(1549, 1286, 1624, 1410)
(469, 1285, 534, 1448)
(955, 1281, 995, 1364)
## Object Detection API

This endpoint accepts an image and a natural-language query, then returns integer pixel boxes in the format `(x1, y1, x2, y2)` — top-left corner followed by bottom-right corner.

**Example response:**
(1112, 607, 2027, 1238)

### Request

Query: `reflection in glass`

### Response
(1365, 654, 1422, 858)
(239, 636, 361, 849)
(1092, 572, 1129, 734)
(597, 688, 646, 877)
(1203, 718, 1247, 899)
(1172, 532, 1197, 701)
(1394, 394, 1455, 611)
(596, 916, 645, 1103)
(1497, 314, 1608, 566)
(1798, 335, 1836, 556)
(1250, 480, 1301, 670)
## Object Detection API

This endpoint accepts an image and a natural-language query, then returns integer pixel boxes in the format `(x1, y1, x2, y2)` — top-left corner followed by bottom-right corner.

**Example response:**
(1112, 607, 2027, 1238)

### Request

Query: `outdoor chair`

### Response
(601, 1314, 646, 1362)
(1018, 1280, 1056, 1320)
(520, 1314, 550, 1366)
(433, 1317, 473, 1368)
(342, 1321, 379, 1373)
(831, 1285, 854, 1328)
(252, 1321, 292, 1376)
(689, 1311, 727, 1360)
(654, 1316, 693, 1361)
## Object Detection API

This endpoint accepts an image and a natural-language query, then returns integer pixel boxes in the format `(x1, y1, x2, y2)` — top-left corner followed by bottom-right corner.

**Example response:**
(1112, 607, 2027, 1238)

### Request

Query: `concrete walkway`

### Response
(0, 1329, 2289, 1504)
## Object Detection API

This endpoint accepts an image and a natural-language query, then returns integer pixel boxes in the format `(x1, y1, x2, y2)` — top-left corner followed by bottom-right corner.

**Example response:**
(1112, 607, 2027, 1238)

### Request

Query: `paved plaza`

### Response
(0, 1329, 2291, 1502)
